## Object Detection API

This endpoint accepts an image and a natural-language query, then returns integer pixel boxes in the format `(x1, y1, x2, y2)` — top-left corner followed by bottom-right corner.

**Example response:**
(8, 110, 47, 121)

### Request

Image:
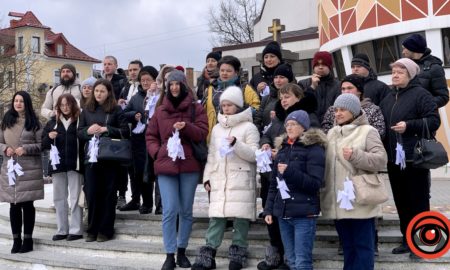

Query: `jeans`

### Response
(335, 218, 375, 270)
(158, 173, 199, 253)
(278, 217, 316, 270)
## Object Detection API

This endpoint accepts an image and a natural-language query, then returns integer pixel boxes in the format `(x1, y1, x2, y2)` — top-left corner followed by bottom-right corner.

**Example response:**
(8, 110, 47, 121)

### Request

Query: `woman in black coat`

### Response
(380, 58, 440, 257)
(78, 79, 129, 242)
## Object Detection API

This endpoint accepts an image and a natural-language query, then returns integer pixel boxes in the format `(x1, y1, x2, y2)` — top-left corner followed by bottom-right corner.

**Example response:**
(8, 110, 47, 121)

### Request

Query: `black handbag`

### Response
(96, 114, 132, 163)
(190, 102, 208, 163)
(413, 118, 448, 169)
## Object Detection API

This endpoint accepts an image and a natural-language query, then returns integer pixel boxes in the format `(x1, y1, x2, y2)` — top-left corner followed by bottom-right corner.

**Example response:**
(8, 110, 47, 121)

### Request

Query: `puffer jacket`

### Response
(0, 124, 43, 204)
(362, 69, 391, 106)
(414, 48, 449, 108)
(264, 129, 327, 218)
(146, 93, 208, 175)
(380, 77, 440, 162)
(321, 112, 387, 220)
(203, 108, 259, 220)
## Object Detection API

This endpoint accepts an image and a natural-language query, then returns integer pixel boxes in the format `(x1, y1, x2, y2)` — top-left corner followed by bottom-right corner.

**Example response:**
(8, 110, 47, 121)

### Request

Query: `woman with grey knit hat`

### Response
(380, 58, 440, 258)
(321, 93, 387, 270)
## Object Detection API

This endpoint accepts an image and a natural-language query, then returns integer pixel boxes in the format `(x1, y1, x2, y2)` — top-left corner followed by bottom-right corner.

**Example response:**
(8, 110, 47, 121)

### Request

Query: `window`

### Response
(292, 59, 312, 77)
(57, 44, 63, 56)
(31, 36, 40, 53)
(53, 70, 60, 84)
(332, 50, 346, 80)
(7, 71, 13, 88)
(442, 28, 450, 66)
(18, 36, 23, 53)
(372, 37, 399, 74)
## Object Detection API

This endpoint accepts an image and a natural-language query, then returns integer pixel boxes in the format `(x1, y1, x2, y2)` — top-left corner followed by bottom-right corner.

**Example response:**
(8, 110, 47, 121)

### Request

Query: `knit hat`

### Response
(166, 70, 186, 84)
(60, 63, 76, 76)
(220, 86, 244, 108)
(273, 63, 294, 82)
(218, 55, 241, 72)
(334, 93, 361, 117)
(285, 110, 310, 130)
(402, 34, 427, 53)
(175, 65, 185, 73)
(341, 74, 365, 94)
(138, 66, 159, 81)
(81, 77, 96, 88)
(262, 41, 282, 61)
(312, 51, 333, 69)
(351, 53, 371, 71)
(206, 51, 222, 62)
(391, 58, 420, 79)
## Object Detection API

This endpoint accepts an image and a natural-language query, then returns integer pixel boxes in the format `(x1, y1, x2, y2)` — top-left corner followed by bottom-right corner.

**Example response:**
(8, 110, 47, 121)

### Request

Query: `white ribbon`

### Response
(276, 177, 291, 199)
(255, 149, 272, 173)
(49, 144, 61, 170)
(167, 130, 185, 161)
(337, 177, 355, 210)
(219, 137, 234, 157)
(7, 157, 24, 186)
(395, 142, 406, 170)
(262, 123, 272, 135)
(87, 136, 99, 163)
(260, 85, 270, 97)
(120, 101, 127, 110)
(145, 94, 159, 120)
(132, 121, 146, 134)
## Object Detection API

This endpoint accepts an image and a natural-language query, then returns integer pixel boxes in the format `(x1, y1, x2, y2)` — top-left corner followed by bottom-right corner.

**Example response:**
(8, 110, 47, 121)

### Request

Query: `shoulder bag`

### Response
(97, 114, 132, 163)
(190, 102, 208, 163)
(352, 173, 389, 205)
(413, 118, 448, 169)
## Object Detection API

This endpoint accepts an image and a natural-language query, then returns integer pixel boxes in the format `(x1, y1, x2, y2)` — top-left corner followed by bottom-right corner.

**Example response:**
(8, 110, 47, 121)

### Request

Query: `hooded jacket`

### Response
(321, 112, 387, 220)
(41, 82, 81, 120)
(203, 107, 259, 220)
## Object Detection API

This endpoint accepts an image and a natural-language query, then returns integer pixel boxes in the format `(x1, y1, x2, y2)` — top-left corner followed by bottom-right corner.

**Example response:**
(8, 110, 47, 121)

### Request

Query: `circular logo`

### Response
(406, 211, 450, 259)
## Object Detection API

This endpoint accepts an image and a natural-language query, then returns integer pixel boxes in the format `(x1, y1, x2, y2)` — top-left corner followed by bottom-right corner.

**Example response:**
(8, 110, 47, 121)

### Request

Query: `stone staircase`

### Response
(0, 188, 449, 270)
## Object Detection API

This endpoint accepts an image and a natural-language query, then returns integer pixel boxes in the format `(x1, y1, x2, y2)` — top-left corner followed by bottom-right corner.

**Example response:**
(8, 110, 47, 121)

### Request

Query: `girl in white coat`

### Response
(192, 86, 260, 270)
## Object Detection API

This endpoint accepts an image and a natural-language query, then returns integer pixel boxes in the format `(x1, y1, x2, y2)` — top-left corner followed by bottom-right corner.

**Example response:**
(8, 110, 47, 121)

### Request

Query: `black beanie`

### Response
(138, 66, 159, 81)
(218, 55, 241, 72)
(206, 51, 222, 62)
(60, 63, 76, 76)
(351, 53, 371, 71)
(341, 74, 365, 95)
(273, 63, 294, 82)
(262, 41, 282, 61)
(402, 34, 427, 53)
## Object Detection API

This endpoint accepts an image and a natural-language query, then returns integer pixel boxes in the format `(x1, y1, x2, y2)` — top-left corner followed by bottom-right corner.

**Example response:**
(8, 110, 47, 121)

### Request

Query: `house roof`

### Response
(0, 11, 100, 63)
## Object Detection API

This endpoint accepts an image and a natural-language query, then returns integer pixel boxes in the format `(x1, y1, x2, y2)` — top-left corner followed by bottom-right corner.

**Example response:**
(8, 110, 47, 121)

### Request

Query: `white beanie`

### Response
(220, 86, 244, 108)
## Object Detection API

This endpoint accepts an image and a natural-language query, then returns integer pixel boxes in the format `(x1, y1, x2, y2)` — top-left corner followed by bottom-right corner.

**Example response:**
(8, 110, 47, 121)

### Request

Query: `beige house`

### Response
(0, 11, 100, 105)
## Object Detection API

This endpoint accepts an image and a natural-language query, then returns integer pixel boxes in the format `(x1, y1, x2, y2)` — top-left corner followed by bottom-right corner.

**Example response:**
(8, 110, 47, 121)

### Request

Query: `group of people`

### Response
(0, 32, 447, 270)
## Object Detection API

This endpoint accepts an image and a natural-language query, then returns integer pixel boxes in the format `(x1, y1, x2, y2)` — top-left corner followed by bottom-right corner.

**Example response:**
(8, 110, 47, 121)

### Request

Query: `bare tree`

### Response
(208, 0, 261, 46)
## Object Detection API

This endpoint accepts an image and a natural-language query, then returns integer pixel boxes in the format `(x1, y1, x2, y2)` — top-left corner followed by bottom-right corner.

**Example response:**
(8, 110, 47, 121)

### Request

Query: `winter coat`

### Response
(362, 69, 391, 106)
(249, 65, 280, 94)
(264, 129, 327, 218)
(260, 92, 319, 147)
(322, 98, 386, 139)
(77, 105, 130, 164)
(119, 80, 140, 101)
(0, 123, 43, 204)
(203, 108, 259, 220)
(42, 116, 81, 174)
(41, 82, 81, 120)
(298, 73, 341, 123)
(110, 74, 126, 101)
(204, 81, 260, 142)
(380, 77, 440, 163)
(414, 48, 449, 108)
(197, 68, 219, 101)
(321, 112, 387, 220)
(146, 93, 208, 175)
(254, 85, 279, 133)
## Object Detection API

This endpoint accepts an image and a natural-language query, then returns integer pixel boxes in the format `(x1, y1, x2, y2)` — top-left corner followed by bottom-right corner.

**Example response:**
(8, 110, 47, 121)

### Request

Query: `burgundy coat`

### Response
(146, 93, 208, 175)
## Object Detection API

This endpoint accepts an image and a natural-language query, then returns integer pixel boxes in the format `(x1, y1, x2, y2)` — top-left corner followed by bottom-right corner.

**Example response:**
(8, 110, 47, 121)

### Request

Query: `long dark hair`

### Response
(85, 79, 117, 113)
(1, 91, 41, 131)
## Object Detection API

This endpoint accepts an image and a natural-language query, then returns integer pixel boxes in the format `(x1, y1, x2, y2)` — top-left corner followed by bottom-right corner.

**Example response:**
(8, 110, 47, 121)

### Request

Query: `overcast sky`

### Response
(1, 0, 218, 71)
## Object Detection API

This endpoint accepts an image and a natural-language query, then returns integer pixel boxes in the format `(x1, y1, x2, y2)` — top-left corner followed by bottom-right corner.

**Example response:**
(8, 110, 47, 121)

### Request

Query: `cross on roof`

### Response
(268, 19, 285, 43)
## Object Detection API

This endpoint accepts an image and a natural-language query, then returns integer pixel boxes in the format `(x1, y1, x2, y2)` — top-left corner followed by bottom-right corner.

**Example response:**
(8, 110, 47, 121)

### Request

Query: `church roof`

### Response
(0, 11, 100, 63)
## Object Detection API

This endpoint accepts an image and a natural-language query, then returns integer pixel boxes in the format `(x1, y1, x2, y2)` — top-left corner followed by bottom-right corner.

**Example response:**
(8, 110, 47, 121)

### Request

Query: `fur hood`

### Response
(274, 128, 327, 150)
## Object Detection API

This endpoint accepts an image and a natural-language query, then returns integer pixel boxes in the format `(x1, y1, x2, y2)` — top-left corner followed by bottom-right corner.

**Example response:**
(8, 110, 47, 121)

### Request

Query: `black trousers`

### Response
(116, 166, 128, 197)
(10, 201, 35, 236)
(143, 153, 161, 210)
(387, 162, 430, 241)
(85, 161, 118, 238)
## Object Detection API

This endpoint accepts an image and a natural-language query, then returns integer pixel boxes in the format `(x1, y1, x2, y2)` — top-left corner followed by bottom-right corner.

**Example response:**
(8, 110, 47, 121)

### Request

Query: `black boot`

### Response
(11, 235, 21, 254)
(176, 247, 191, 268)
(19, 237, 33, 253)
(392, 239, 410, 254)
(256, 246, 281, 270)
(162, 253, 176, 270)
(228, 245, 247, 270)
(192, 246, 216, 270)
(374, 230, 379, 256)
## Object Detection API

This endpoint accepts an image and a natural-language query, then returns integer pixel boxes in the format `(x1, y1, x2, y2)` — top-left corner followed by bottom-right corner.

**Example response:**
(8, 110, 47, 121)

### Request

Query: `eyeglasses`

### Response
(284, 123, 299, 128)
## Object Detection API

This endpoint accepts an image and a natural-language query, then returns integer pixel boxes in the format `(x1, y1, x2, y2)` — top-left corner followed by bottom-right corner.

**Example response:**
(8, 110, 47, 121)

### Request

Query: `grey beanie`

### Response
(81, 76, 97, 88)
(285, 110, 310, 130)
(333, 93, 361, 117)
(166, 69, 186, 84)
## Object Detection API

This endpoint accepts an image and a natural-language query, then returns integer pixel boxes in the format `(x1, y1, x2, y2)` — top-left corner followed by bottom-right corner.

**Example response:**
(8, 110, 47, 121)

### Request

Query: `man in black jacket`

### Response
(351, 53, 391, 105)
(402, 34, 449, 108)
(118, 60, 143, 107)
